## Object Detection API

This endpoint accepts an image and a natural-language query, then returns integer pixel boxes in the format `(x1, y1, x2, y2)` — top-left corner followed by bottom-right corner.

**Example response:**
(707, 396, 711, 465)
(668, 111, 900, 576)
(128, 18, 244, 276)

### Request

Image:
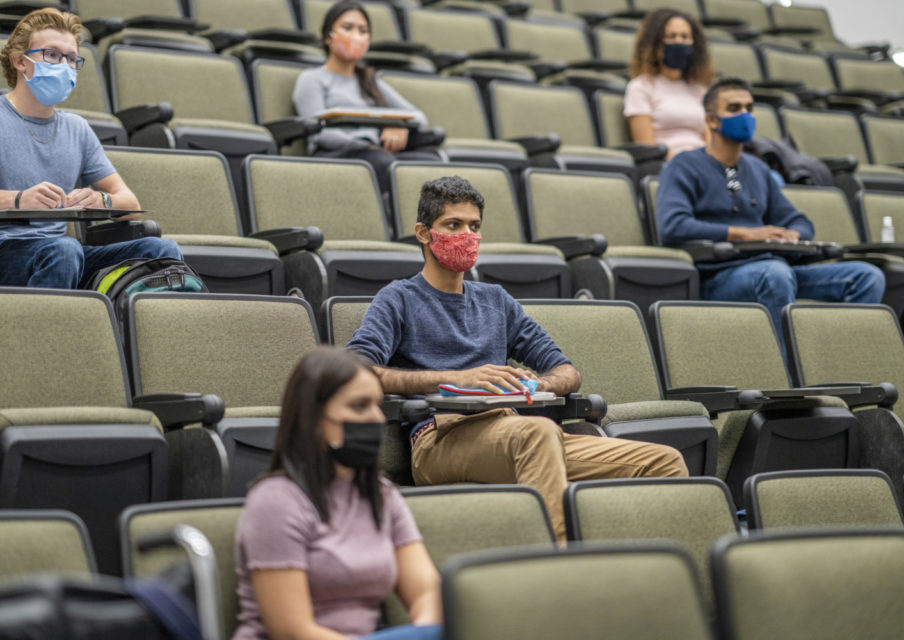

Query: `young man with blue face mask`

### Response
(0, 8, 181, 289)
(656, 77, 885, 343)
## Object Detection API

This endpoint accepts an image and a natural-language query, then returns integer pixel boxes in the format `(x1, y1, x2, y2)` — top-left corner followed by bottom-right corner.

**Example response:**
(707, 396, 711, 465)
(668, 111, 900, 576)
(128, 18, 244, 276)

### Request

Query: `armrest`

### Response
(248, 226, 324, 255)
(765, 26, 821, 36)
(369, 41, 432, 56)
(467, 49, 537, 63)
(844, 242, 904, 258)
(501, 1, 531, 16)
(702, 17, 745, 28)
(407, 126, 446, 149)
(507, 134, 561, 155)
(820, 155, 859, 173)
(245, 28, 318, 45)
(133, 392, 225, 431)
(85, 220, 161, 245)
(729, 27, 762, 41)
(534, 234, 607, 259)
(799, 382, 898, 409)
(616, 142, 667, 164)
(528, 61, 569, 80)
(124, 15, 209, 32)
(679, 240, 737, 262)
(665, 386, 766, 413)
(262, 117, 323, 147)
(81, 17, 125, 40)
(203, 29, 247, 52)
(382, 395, 432, 423)
(565, 59, 629, 73)
(430, 52, 468, 71)
(520, 393, 607, 425)
(824, 94, 880, 114)
(575, 11, 613, 26)
(114, 103, 174, 134)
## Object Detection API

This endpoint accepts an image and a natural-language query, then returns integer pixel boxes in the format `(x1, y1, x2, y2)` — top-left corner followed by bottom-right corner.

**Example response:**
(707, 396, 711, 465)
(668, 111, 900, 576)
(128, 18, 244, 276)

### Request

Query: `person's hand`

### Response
(729, 225, 799, 243)
(449, 364, 538, 394)
(380, 127, 408, 153)
(66, 188, 103, 209)
(18, 182, 66, 209)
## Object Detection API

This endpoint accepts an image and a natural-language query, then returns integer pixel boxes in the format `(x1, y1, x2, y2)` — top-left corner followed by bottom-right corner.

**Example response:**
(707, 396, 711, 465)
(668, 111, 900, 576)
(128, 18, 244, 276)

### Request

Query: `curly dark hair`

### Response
(320, 0, 385, 106)
(417, 176, 486, 229)
(629, 8, 714, 85)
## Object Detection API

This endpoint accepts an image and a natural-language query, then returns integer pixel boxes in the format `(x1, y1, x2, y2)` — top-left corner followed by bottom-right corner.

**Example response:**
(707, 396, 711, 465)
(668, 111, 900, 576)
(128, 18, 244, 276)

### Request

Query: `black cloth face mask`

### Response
(329, 421, 384, 468)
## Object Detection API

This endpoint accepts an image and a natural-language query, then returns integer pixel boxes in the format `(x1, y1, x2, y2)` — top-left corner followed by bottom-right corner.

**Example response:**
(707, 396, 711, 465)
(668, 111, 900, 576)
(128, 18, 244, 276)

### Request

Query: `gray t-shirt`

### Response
(0, 95, 115, 239)
(293, 65, 428, 153)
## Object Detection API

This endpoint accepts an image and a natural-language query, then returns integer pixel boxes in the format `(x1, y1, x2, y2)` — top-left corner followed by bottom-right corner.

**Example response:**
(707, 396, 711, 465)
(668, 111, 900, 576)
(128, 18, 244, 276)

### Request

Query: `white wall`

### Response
(797, 0, 904, 52)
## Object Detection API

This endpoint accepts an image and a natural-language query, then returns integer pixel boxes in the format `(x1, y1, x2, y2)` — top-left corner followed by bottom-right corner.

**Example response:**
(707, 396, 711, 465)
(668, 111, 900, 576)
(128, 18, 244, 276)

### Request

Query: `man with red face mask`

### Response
(347, 176, 688, 542)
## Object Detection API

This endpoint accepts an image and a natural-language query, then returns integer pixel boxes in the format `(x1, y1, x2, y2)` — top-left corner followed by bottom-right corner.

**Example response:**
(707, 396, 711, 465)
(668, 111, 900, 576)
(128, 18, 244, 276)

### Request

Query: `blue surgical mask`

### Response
(662, 43, 693, 70)
(717, 112, 756, 143)
(24, 56, 77, 106)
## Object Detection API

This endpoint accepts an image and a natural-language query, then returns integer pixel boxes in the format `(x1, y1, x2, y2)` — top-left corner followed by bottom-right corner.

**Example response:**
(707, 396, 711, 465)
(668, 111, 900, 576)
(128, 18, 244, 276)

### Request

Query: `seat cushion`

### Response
(0, 407, 162, 432)
(165, 234, 278, 254)
(605, 246, 695, 263)
(601, 400, 710, 427)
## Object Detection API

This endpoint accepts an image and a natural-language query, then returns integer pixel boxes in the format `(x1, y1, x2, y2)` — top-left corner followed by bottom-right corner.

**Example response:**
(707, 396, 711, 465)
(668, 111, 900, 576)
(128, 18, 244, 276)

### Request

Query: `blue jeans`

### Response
(363, 624, 443, 640)
(702, 258, 885, 345)
(0, 236, 182, 289)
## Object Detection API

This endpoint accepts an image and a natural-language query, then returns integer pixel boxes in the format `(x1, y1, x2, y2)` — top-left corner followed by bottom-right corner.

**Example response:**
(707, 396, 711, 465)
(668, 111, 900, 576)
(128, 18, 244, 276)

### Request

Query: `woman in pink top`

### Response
(233, 347, 442, 640)
(624, 9, 715, 159)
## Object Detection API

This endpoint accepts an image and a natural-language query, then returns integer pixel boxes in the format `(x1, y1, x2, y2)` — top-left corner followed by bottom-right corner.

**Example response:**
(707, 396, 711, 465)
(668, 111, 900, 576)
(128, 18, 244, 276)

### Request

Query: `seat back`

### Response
(0, 510, 96, 579)
(781, 107, 870, 165)
(769, 3, 837, 43)
(302, 0, 400, 41)
(322, 296, 372, 346)
(595, 91, 631, 147)
(862, 114, 904, 166)
(780, 185, 861, 244)
(250, 57, 313, 123)
(760, 47, 836, 92)
(560, 0, 631, 14)
(193, 0, 299, 31)
(491, 82, 598, 146)
(754, 102, 782, 140)
(517, 300, 663, 402)
(108, 45, 256, 124)
(652, 301, 790, 391)
(120, 499, 244, 637)
(783, 302, 904, 421)
(703, 0, 770, 31)
(634, 0, 700, 18)
(381, 72, 490, 140)
(861, 190, 904, 244)
(406, 9, 500, 53)
(391, 162, 524, 243)
(564, 478, 738, 610)
(505, 20, 592, 63)
(245, 156, 390, 239)
(60, 44, 109, 113)
(593, 27, 636, 64)
(745, 469, 904, 530)
(104, 148, 242, 236)
(0, 288, 130, 409)
(444, 544, 713, 640)
(128, 293, 319, 408)
(77, 0, 184, 21)
(525, 169, 646, 245)
(834, 58, 904, 94)
(710, 41, 763, 83)
(712, 529, 904, 640)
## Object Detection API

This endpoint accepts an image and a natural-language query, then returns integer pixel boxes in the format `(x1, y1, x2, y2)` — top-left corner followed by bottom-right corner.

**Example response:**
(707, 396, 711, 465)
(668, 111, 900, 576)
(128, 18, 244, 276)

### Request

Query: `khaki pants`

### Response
(411, 409, 688, 542)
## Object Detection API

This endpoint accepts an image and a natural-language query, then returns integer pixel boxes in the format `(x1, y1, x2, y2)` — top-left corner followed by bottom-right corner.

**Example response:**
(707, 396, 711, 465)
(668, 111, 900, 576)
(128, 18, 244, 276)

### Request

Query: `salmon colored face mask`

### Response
(428, 229, 481, 272)
(329, 29, 369, 61)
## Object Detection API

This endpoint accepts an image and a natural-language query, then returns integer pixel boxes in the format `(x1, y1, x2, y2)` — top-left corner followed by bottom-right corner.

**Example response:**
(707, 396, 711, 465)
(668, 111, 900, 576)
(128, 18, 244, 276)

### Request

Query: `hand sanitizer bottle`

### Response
(881, 216, 895, 244)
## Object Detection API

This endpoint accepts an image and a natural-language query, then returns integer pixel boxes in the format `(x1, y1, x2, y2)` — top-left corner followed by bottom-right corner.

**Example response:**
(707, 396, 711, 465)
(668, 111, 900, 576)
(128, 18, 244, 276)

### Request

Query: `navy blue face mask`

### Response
(717, 112, 757, 143)
(662, 43, 693, 70)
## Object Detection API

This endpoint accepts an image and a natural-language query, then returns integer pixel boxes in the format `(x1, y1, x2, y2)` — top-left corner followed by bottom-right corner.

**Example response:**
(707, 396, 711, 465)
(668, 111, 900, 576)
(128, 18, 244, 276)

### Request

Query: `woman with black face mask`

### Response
(624, 9, 715, 160)
(232, 347, 442, 640)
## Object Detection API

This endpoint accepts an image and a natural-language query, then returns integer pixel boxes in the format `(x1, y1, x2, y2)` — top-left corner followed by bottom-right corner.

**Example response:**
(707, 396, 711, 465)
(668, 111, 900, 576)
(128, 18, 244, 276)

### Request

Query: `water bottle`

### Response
(881, 216, 895, 244)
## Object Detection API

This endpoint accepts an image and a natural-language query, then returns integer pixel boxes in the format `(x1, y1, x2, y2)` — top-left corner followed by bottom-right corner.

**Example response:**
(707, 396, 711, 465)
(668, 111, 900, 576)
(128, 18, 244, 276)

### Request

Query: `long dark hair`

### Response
(321, 0, 386, 106)
(268, 347, 384, 527)
(629, 8, 714, 85)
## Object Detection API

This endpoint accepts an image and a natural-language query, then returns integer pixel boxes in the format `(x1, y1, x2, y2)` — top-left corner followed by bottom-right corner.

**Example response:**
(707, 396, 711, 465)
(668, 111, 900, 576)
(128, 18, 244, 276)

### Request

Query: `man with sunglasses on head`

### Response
(0, 8, 180, 289)
(656, 77, 884, 340)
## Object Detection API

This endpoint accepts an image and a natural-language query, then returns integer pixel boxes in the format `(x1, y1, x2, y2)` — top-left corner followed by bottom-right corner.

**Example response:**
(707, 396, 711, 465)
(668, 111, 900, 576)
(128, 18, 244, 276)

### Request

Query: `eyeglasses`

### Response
(725, 167, 742, 194)
(25, 48, 85, 70)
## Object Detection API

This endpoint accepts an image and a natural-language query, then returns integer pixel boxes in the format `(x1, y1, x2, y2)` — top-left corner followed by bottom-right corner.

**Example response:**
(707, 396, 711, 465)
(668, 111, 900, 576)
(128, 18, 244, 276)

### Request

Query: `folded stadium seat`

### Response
(385, 485, 555, 626)
(489, 81, 635, 176)
(831, 57, 904, 117)
(76, 0, 214, 60)
(119, 498, 244, 638)
(650, 300, 876, 505)
(0, 510, 97, 579)
(380, 72, 531, 173)
(0, 288, 224, 575)
(517, 299, 715, 474)
(779, 106, 904, 194)
(244, 155, 425, 310)
(126, 292, 320, 497)
(711, 529, 904, 640)
(191, 0, 326, 67)
(523, 169, 698, 307)
(592, 26, 636, 67)
(104, 147, 285, 295)
(708, 41, 800, 108)
(861, 113, 904, 168)
(443, 543, 714, 640)
(782, 302, 904, 500)
(744, 469, 904, 531)
(299, 0, 434, 74)
(779, 184, 904, 320)
(389, 161, 572, 299)
(106, 44, 279, 208)
(563, 478, 738, 615)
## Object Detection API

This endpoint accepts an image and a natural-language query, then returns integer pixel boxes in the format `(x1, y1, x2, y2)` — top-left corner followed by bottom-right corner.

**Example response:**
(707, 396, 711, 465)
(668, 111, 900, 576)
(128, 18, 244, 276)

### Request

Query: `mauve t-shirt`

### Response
(232, 475, 422, 639)
(623, 74, 707, 155)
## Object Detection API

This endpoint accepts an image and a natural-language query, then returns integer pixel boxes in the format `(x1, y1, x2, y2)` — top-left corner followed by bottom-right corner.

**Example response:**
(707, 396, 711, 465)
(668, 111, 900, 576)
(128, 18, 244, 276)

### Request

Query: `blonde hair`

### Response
(0, 8, 82, 89)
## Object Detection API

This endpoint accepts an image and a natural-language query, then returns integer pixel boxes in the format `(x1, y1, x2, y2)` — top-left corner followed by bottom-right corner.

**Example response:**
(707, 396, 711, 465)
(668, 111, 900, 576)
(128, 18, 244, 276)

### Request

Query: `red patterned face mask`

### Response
(329, 30, 369, 61)
(428, 230, 481, 272)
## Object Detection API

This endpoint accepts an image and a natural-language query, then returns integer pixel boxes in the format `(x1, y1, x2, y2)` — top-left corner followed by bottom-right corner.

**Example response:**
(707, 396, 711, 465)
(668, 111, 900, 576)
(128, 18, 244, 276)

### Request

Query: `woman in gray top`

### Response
(293, 0, 440, 194)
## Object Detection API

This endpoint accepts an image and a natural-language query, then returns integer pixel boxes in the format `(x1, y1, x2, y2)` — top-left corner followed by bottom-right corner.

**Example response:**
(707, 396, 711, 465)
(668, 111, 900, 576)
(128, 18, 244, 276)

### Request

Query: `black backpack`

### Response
(87, 257, 207, 319)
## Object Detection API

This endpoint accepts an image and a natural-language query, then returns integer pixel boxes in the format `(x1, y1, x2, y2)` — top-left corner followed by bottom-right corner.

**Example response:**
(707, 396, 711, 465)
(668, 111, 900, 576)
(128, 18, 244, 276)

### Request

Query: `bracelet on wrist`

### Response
(14, 191, 22, 209)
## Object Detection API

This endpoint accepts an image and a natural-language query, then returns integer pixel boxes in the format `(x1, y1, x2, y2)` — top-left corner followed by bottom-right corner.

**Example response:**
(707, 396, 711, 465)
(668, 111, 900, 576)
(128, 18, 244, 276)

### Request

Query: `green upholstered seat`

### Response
(0, 511, 96, 579)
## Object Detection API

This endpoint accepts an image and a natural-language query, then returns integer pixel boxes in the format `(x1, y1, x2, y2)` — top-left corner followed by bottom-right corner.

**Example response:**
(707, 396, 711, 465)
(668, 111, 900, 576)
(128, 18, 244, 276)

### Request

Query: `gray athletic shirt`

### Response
(292, 65, 428, 153)
(0, 95, 115, 240)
